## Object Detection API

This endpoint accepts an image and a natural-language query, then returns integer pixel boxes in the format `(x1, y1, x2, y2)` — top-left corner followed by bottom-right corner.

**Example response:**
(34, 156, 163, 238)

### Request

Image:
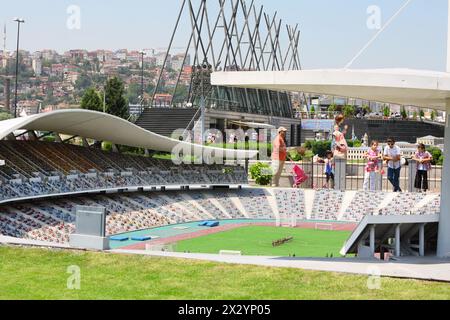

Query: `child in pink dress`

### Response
(363, 141, 382, 191)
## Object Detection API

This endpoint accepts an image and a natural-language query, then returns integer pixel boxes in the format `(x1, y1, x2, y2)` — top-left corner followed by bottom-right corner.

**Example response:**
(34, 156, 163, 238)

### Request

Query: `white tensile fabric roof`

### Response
(0, 109, 258, 160)
(212, 68, 450, 110)
(229, 120, 276, 129)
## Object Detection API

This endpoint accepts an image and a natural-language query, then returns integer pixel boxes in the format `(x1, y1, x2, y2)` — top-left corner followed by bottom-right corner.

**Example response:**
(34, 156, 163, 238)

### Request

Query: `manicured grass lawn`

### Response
(1, 246, 450, 300)
(175, 226, 350, 257)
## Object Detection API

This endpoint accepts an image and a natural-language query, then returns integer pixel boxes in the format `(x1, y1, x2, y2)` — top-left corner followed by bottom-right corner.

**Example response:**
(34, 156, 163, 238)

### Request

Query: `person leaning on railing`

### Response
(383, 138, 403, 192)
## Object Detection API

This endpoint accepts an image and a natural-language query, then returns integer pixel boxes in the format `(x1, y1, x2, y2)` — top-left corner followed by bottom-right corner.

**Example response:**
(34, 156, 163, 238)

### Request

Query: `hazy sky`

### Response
(0, 0, 448, 70)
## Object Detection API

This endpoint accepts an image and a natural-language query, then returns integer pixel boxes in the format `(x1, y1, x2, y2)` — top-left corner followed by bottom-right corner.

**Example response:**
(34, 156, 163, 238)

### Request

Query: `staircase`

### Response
(135, 108, 199, 137)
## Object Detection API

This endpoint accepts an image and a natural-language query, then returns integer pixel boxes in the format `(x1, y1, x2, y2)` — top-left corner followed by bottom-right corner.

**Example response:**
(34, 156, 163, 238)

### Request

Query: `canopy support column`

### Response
(437, 102, 450, 257)
(419, 224, 425, 257)
(395, 224, 401, 257)
(370, 225, 376, 256)
(447, 0, 450, 72)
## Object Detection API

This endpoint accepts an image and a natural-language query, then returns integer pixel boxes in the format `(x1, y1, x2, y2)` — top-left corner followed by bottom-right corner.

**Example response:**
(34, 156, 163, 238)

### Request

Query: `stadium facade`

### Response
(136, 0, 302, 145)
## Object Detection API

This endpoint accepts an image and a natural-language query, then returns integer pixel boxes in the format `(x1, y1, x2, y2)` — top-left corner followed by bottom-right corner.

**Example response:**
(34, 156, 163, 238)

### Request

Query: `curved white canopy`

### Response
(0, 109, 258, 160)
(229, 120, 276, 130)
(212, 68, 450, 110)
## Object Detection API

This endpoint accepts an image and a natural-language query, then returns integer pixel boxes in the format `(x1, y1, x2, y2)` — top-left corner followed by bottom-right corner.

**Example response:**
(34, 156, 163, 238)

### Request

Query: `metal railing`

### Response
(282, 159, 442, 192)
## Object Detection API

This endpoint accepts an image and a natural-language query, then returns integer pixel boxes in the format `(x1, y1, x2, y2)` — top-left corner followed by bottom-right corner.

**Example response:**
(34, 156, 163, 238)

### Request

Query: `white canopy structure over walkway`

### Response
(211, 0, 450, 257)
(0, 109, 258, 161)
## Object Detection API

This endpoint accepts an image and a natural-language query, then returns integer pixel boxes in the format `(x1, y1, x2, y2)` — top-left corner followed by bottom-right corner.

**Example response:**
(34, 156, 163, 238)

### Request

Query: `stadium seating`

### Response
(0, 184, 441, 245)
(310, 190, 344, 221)
(341, 191, 388, 222)
(211, 191, 247, 219)
(187, 193, 230, 220)
(378, 192, 424, 216)
(412, 195, 441, 215)
(0, 141, 248, 202)
(236, 189, 274, 219)
(274, 189, 306, 222)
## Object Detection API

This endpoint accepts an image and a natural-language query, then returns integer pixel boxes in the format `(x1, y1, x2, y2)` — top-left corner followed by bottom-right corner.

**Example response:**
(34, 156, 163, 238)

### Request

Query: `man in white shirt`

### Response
(383, 138, 402, 192)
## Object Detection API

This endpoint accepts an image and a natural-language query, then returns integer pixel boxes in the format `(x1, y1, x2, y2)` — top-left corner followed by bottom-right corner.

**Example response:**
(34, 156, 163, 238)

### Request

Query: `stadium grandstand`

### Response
(0, 175, 441, 247)
(0, 108, 443, 259)
(0, 109, 252, 204)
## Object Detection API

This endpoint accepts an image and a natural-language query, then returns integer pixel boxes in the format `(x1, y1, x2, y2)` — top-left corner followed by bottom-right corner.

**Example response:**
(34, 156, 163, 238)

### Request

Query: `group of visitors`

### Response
(270, 114, 434, 192)
(361, 139, 432, 192)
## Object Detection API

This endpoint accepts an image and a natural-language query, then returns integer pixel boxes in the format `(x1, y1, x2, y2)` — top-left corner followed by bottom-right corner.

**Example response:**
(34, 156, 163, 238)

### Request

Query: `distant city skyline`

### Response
(0, 0, 448, 70)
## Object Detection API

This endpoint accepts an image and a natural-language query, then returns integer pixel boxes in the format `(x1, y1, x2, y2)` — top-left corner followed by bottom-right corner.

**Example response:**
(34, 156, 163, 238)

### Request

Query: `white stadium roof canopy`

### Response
(0, 109, 258, 160)
(212, 68, 450, 110)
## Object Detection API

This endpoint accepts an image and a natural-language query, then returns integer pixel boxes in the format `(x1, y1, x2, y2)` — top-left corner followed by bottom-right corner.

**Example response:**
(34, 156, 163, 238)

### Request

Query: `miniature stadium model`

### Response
(1, 0, 450, 303)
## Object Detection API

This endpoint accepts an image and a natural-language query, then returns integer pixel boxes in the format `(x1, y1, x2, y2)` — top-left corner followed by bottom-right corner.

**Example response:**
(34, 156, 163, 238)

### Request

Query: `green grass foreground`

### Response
(175, 226, 350, 257)
(1, 246, 449, 300)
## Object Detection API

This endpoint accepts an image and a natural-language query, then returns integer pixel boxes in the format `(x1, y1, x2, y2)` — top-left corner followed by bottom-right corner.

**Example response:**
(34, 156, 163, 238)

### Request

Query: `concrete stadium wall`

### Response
(345, 119, 445, 143)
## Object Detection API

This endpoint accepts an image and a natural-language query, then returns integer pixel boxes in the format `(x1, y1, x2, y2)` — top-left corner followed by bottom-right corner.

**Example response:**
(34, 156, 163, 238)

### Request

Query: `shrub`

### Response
(383, 105, 391, 117)
(310, 106, 316, 118)
(313, 141, 332, 157)
(401, 108, 408, 120)
(431, 110, 437, 121)
(249, 162, 273, 186)
(42, 135, 56, 143)
(303, 140, 332, 158)
(347, 139, 362, 148)
(102, 141, 113, 152)
(343, 105, 356, 118)
(427, 147, 443, 165)
(288, 150, 301, 162)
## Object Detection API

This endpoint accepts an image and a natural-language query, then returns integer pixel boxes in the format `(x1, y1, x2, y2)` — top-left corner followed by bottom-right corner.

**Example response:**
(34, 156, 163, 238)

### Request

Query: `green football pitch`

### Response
(174, 226, 351, 257)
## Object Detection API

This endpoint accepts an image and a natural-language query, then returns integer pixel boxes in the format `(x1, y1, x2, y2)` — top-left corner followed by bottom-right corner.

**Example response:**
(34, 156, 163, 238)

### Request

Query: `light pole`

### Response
(13, 18, 25, 118)
(139, 50, 146, 108)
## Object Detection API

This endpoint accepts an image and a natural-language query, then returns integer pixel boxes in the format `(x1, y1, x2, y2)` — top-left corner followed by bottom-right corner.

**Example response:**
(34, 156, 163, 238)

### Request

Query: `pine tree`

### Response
(401, 107, 408, 120)
(80, 88, 103, 112)
(105, 77, 129, 119)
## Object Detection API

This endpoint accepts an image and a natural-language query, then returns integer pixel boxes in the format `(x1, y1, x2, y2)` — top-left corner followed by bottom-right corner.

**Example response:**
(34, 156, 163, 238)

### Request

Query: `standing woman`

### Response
(413, 143, 433, 192)
(332, 114, 349, 159)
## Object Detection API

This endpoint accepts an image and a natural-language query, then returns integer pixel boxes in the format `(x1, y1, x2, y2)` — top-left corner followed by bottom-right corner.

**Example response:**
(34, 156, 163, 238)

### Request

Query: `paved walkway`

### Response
(0, 235, 70, 249)
(111, 249, 450, 282)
